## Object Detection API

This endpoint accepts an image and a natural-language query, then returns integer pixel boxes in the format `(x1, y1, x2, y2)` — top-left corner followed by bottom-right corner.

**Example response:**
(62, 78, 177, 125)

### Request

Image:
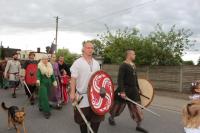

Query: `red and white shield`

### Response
(88, 70, 114, 115)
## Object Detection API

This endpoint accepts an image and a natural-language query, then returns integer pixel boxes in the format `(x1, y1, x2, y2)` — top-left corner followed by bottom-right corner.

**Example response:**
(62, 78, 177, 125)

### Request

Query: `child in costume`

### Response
(60, 69, 70, 104)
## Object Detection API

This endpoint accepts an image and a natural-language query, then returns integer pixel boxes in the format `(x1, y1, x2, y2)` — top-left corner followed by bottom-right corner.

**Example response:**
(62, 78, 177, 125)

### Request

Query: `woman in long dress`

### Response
(37, 55, 57, 119)
(49, 54, 62, 109)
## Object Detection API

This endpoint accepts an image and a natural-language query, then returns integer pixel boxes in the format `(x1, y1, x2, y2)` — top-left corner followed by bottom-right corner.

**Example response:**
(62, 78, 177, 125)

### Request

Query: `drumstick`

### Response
(140, 93, 150, 100)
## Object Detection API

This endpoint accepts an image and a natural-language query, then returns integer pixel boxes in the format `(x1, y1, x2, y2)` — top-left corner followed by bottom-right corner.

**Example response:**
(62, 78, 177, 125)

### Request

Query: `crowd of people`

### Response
(0, 41, 200, 133)
(0, 41, 150, 133)
(0, 52, 71, 119)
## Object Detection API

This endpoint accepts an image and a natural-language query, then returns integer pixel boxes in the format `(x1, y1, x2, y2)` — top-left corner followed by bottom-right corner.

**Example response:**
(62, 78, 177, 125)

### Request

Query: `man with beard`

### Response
(22, 52, 38, 105)
(108, 49, 148, 133)
(4, 52, 21, 98)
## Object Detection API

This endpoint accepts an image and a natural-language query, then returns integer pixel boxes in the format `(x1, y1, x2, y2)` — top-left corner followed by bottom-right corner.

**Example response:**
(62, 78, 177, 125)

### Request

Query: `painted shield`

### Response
(88, 70, 114, 115)
(138, 79, 154, 107)
(25, 64, 38, 85)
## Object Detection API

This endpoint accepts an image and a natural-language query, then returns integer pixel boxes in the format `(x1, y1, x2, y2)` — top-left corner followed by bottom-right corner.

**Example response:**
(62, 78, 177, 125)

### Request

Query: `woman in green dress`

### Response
(37, 55, 57, 119)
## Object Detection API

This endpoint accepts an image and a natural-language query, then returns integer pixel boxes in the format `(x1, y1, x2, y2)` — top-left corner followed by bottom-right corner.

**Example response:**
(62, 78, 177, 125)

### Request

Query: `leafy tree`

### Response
(198, 57, 200, 65)
(56, 48, 79, 65)
(90, 39, 105, 56)
(46, 46, 51, 53)
(98, 24, 194, 65)
(148, 24, 194, 65)
(182, 60, 194, 65)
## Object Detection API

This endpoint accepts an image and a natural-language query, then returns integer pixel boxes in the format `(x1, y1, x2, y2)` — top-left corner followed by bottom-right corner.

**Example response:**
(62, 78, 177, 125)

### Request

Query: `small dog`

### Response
(1, 102, 27, 133)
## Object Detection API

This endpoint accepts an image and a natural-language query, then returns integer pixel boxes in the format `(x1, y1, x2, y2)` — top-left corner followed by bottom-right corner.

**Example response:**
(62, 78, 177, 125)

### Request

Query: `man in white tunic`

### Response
(70, 41, 104, 133)
(4, 52, 21, 98)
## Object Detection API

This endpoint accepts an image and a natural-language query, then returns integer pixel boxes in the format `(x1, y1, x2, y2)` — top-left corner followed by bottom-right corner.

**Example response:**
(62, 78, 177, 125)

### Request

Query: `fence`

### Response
(102, 65, 200, 92)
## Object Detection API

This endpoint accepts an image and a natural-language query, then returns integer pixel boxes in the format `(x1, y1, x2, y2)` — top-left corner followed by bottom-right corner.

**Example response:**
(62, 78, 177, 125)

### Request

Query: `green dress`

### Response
(37, 69, 56, 113)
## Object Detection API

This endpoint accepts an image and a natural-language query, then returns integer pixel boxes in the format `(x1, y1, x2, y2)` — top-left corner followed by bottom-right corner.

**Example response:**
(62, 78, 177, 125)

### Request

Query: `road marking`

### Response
(150, 104, 181, 114)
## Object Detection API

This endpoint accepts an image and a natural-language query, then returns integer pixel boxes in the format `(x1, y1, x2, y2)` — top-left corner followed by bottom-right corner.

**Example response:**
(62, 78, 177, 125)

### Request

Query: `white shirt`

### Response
(184, 127, 200, 133)
(70, 57, 100, 108)
(4, 60, 21, 81)
(189, 94, 200, 100)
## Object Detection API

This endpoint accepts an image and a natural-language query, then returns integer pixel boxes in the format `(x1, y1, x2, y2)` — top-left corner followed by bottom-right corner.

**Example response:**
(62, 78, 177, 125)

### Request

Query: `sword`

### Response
(72, 96, 94, 133)
(118, 93, 160, 117)
(23, 81, 32, 97)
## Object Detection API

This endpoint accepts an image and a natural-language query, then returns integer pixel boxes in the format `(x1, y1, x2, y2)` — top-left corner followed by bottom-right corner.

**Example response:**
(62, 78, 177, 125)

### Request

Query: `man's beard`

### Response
(14, 58, 18, 60)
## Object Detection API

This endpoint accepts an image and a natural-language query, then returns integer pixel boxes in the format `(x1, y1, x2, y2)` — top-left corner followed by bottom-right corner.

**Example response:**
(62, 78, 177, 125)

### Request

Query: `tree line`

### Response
(57, 24, 198, 66)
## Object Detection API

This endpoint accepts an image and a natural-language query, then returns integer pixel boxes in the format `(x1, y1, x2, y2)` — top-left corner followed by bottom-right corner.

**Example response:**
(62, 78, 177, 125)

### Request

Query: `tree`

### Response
(46, 46, 51, 53)
(90, 39, 105, 56)
(98, 24, 194, 65)
(182, 60, 194, 65)
(148, 24, 194, 65)
(198, 57, 200, 65)
(56, 48, 79, 65)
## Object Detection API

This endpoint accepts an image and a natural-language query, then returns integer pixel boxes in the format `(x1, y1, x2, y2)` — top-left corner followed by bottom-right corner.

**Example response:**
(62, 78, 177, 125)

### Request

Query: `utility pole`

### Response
(55, 16, 60, 51)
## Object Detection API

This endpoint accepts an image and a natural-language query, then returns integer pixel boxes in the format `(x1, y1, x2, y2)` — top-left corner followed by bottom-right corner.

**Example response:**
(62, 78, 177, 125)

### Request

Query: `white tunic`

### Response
(70, 57, 100, 108)
(189, 94, 200, 100)
(4, 60, 21, 81)
(184, 127, 200, 133)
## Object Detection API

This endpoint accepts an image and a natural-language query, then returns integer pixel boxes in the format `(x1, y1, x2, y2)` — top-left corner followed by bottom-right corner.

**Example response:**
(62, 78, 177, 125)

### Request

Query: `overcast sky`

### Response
(0, 0, 199, 63)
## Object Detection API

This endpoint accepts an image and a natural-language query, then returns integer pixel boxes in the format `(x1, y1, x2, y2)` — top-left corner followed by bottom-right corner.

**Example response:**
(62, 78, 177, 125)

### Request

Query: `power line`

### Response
(61, 0, 156, 30)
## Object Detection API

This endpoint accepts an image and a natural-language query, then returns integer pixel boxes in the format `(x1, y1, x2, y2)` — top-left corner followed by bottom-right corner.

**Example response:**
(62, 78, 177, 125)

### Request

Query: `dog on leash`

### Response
(1, 102, 27, 133)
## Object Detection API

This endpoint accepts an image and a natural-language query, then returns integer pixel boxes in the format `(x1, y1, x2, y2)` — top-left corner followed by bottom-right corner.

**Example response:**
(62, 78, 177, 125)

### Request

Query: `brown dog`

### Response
(1, 102, 27, 133)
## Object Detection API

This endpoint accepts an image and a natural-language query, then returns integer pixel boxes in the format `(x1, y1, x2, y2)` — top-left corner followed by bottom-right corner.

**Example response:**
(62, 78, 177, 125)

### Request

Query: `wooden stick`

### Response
(118, 93, 160, 117)
(72, 96, 94, 133)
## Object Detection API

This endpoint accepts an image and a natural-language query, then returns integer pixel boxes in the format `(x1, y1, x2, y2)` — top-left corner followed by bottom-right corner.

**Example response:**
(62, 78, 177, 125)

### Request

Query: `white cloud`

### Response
(0, 0, 199, 63)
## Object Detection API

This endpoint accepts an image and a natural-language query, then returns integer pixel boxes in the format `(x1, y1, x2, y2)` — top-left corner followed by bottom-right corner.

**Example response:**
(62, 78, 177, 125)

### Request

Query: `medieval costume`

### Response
(37, 59, 57, 119)
(49, 61, 62, 109)
(108, 62, 148, 133)
(22, 55, 38, 105)
(60, 69, 70, 104)
(70, 57, 104, 133)
(4, 57, 21, 98)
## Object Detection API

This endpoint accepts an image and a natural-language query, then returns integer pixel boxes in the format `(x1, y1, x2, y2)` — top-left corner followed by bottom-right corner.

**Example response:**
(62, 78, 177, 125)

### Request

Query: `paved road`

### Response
(0, 88, 188, 133)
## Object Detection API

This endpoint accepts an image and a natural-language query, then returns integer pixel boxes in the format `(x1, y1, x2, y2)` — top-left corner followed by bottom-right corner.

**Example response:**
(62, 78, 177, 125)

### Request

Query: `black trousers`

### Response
(80, 122, 100, 133)
(0, 75, 3, 88)
(24, 85, 36, 98)
(74, 107, 104, 133)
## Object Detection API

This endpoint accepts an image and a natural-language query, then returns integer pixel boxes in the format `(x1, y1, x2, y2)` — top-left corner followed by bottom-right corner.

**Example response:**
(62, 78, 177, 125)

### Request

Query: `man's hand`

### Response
(120, 92, 126, 99)
(36, 80, 40, 87)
